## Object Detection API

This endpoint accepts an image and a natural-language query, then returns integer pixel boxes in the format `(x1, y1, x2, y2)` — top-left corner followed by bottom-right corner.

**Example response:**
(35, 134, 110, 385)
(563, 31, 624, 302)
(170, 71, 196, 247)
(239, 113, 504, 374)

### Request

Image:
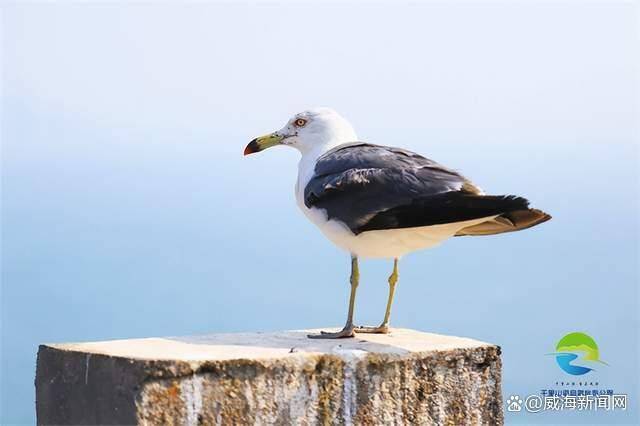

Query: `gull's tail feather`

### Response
(357, 192, 550, 234)
(455, 200, 551, 236)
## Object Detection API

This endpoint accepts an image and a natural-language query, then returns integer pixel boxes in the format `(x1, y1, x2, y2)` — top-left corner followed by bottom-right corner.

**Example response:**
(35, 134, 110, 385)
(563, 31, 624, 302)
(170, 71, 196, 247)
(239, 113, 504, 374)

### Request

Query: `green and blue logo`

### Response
(550, 332, 608, 375)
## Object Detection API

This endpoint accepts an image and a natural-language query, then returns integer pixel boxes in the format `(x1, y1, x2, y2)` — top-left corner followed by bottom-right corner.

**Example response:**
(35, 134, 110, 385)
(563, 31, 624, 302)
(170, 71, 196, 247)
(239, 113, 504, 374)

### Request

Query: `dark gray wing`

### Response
(304, 143, 530, 234)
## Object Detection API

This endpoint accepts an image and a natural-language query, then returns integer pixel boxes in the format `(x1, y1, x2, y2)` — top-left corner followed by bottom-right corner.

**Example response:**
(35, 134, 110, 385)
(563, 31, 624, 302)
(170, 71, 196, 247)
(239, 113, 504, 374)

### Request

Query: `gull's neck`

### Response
(299, 139, 342, 163)
(299, 122, 358, 160)
(300, 135, 358, 166)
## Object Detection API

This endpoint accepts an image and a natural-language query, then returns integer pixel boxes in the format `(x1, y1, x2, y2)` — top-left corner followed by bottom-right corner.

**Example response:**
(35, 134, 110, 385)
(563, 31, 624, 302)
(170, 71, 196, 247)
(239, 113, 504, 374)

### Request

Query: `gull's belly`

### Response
(299, 202, 494, 259)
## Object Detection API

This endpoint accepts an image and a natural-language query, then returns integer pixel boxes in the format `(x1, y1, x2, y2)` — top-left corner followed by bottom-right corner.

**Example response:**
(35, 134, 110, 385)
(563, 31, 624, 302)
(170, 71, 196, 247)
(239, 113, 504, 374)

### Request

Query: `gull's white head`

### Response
(244, 108, 357, 156)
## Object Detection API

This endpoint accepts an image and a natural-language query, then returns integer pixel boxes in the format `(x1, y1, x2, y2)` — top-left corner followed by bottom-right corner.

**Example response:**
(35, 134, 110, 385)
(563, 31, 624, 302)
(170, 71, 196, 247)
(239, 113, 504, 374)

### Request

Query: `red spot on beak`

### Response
(244, 139, 259, 156)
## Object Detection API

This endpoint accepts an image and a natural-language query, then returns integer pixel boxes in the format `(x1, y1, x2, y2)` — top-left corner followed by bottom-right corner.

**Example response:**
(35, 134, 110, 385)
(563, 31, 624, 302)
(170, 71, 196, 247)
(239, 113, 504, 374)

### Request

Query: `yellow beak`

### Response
(244, 132, 284, 156)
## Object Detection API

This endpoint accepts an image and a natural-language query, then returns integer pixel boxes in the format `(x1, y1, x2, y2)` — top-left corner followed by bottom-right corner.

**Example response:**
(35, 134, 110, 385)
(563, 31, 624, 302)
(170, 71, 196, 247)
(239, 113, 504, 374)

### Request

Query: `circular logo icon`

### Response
(552, 332, 607, 375)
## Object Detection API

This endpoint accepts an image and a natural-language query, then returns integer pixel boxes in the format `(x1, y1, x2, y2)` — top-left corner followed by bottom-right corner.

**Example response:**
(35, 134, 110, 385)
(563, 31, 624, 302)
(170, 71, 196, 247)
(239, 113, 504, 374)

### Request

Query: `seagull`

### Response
(244, 108, 550, 339)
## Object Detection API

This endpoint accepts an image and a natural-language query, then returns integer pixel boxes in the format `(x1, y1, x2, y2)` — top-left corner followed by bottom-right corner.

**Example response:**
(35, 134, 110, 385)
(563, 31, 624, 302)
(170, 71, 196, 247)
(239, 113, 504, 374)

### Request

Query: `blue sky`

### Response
(2, 2, 638, 424)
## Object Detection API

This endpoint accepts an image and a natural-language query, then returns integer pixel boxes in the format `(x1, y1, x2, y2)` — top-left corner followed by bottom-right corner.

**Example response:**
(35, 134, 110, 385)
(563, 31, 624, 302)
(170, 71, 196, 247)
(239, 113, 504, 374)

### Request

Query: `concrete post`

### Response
(36, 328, 502, 425)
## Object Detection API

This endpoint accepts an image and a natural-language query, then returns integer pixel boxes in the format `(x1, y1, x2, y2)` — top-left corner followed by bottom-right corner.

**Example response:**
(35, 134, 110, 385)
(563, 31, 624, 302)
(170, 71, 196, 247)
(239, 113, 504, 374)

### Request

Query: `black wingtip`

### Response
(501, 195, 531, 210)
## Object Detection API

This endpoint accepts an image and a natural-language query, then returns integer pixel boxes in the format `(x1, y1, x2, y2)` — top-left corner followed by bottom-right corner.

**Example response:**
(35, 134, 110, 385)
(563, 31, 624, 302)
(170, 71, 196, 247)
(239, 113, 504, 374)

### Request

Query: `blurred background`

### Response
(2, 1, 638, 424)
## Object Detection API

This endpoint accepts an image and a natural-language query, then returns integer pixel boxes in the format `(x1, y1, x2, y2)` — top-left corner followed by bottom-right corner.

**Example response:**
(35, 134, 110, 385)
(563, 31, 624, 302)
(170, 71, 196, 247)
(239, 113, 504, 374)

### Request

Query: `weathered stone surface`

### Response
(36, 328, 503, 425)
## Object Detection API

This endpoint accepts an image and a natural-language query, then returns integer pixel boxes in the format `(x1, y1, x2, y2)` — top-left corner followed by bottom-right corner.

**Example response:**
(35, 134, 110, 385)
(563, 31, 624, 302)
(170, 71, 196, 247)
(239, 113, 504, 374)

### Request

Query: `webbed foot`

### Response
(307, 326, 356, 339)
(354, 325, 390, 334)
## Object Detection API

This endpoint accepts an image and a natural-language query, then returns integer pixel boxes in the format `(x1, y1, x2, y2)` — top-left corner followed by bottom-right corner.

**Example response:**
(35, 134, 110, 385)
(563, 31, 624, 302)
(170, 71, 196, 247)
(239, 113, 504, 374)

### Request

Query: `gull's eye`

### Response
(294, 118, 307, 127)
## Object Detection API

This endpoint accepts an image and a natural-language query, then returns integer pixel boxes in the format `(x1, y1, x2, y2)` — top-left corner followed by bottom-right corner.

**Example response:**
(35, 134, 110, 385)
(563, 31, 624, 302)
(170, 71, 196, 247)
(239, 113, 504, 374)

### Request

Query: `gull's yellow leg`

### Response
(308, 256, 359, 339)
(355, 258, 399, 334)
